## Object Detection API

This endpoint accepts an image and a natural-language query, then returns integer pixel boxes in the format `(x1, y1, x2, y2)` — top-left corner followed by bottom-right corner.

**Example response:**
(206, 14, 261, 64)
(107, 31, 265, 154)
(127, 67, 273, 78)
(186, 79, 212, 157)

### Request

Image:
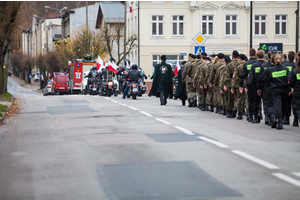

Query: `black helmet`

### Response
(132, 63, 138, 69)
(125, 59, 130, 65)
(90, 68, 93, 71)
(92, 65, 97, 70)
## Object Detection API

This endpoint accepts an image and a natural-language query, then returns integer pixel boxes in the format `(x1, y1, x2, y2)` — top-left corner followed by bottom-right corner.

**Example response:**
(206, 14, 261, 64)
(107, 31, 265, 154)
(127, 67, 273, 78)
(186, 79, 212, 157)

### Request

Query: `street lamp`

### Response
(44, 6, 67, 23)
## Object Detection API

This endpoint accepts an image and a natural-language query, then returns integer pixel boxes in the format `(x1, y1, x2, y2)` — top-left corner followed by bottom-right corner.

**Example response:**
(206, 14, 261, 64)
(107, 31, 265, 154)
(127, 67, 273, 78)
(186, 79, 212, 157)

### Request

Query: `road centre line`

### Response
(128, 106, 138, 110)
(198, 136, 229, 148)
(292, 173, 300, 177)
(273, 173, 300, 187)
(173, 126, 195, 135)
(140, 111, 152, 117)
(104, 97, 110, 100)
(119, 103, 127, 106)
(155, 118, 171, 125)
(111, 100, 118, 103)
(232, 150, 279, 169)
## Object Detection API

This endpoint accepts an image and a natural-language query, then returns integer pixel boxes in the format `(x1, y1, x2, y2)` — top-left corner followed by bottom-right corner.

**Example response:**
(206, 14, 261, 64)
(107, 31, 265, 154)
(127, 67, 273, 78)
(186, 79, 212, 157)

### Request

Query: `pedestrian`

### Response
(264, 54, 290, 129)
(174, 61, 187, 106)
(289, 51, 300, 126)
(149, 55, 173, 105)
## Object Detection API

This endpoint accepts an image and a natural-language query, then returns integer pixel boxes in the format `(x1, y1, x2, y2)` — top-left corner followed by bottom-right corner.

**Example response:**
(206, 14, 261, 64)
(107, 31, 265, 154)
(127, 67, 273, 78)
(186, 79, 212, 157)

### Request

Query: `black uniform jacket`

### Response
(239, 58, 257, 88)
(246, 60, 265, 89)
(264, 64, 290, 89)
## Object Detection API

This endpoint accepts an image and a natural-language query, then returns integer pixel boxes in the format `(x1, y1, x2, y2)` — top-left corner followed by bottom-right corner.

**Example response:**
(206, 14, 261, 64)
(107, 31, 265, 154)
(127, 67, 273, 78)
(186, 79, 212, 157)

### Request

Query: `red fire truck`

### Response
(68, 59, 96, 94)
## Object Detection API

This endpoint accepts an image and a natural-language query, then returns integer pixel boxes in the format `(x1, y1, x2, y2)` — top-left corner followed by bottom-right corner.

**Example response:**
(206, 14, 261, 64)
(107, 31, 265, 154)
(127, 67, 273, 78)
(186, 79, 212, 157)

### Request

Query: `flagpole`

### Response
(124, 2, 127, 65)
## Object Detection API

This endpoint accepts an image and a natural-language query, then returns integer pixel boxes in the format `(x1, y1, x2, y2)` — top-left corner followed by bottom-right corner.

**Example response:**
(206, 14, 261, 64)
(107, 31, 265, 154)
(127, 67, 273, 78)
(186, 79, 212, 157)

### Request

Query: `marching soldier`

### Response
(182, 53, 197, 107)
(193, 54, 203, 108)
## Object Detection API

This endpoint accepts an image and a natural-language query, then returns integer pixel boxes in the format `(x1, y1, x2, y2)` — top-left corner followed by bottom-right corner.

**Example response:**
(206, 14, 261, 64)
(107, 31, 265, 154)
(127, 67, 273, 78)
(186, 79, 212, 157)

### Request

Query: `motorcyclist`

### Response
(98, 64, 116, 96)
(122, 64, 143, 99)
(117, 59, 131, 92)
(84, 52, 92, 62)
(84, 65, 97, 93)
(138, 67, 148, 93)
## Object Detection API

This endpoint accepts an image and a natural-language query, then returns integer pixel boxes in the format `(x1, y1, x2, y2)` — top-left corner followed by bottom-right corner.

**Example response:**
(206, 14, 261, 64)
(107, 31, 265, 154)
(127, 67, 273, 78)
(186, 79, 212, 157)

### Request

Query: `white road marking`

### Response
(174, 126, 195, 135)
(119, 103, 127, 106)
(128, 106, 138, 110)
(155, 118, 171, 125)
(292, 173, 300, 177)
(104, 97, 110, 100)
(111, 100, 118, 103)
(232, 150, 279, 169)
(198, 136, 229, 148)
(273, 173, 300, 187)
(140, 111, 152, 117)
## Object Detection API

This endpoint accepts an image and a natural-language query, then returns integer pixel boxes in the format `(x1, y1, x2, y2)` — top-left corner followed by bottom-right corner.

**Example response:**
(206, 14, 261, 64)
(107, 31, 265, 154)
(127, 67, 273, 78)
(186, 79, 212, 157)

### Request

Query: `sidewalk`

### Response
(9, 75, 42, 93)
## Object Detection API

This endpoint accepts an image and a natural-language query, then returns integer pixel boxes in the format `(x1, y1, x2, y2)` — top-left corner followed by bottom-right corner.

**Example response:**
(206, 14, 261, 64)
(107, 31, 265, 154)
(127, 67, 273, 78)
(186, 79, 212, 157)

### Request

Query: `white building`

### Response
(126, 1, 300, 79)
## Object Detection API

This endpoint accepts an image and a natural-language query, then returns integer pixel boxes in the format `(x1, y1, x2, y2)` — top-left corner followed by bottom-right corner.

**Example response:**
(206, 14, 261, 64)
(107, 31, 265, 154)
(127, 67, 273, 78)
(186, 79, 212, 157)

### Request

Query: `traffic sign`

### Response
(195, 46, 206, 55)
(29, 74, 32, 79)
(192, 32, 207, 46)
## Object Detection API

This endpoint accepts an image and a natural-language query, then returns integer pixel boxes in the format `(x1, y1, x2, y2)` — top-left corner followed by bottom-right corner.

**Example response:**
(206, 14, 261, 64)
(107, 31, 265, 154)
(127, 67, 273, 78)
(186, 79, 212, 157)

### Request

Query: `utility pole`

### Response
(250, 1, 253, 49)
(86, 1, 88, 28)
(296, 1, 299, 53)
(124, 2, 127, 64)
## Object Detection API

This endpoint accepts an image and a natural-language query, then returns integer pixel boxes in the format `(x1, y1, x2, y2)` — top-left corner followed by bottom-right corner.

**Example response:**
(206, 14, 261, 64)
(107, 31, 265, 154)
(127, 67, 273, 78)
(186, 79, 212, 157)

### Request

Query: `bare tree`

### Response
(100, 22, 138, 66)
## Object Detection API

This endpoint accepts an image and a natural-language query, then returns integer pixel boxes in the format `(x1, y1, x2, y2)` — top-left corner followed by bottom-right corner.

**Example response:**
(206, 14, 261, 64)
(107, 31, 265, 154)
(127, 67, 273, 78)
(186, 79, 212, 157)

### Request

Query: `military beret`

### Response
(225, 56, 232, 63)
(201, 52, 207, 56)
(203, 57, 211, 61)
(232, 50, 239, 57)
(196, 54, 201, 59)
(239, 54, 247, 60)
(189, 53, 196, 59)
(217, 53, 225, 59)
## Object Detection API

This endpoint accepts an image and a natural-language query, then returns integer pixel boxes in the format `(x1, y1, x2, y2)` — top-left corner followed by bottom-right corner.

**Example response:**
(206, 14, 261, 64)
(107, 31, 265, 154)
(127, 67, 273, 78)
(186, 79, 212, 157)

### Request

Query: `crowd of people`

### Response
(149, 50, 300, 130)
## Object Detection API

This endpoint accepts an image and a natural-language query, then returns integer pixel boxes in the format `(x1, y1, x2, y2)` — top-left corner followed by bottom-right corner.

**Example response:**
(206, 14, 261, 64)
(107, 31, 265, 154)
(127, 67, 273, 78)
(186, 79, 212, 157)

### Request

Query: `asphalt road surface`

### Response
(1, 77, 300, 200)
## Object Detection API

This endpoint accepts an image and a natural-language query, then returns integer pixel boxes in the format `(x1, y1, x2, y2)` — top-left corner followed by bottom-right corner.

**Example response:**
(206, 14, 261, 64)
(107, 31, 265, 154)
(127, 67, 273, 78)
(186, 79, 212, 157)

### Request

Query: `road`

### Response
(1, 77, 300, 200)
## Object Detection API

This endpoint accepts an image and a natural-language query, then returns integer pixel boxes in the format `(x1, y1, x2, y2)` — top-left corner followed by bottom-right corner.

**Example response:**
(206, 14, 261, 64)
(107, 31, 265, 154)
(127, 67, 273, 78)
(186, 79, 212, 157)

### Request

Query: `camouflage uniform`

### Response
(182, 60, 197, 106)
(205, 62, 214, 106)
(193, 61, 207, 108)
(193, 60, 203, 105)
(214, 64, 226, 109)
(231, 62, 247, 114)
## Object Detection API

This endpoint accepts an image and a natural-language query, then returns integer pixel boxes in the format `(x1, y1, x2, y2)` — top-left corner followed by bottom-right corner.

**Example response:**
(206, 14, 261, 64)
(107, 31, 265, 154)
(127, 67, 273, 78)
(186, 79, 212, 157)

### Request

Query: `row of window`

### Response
(152, 14, 288, 37)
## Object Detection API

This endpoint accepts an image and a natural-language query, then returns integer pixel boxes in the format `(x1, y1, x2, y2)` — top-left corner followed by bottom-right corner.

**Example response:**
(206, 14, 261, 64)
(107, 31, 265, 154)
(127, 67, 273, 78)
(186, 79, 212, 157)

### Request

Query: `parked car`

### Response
(43, 81, 53, 96)
(7, 71, 12, 76)
(33, 74, 40, 82)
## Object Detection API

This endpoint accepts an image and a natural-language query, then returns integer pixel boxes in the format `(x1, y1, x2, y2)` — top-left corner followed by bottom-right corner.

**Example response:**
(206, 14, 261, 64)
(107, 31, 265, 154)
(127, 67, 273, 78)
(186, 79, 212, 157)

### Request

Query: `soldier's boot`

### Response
(242, 109, 246, 116)
(215, 106, 219, 113)
(205, 104, 209, 111)
(276, 118, 283, 130)
(188, 98, 193, 107)
(265, 115, 268, 125)
(237, 111, 243, 120)
(252, 115, 260, 123)
(226, 111, 231, 118)
(228, 111, 235, 118)
(246, 110, 250, 121)
(209, 105, 214, 112)
(201, 104, 206, 111)
(181, 99, 186, 106)
(248, 113, 253, 122)
(198, 104, 201, 109)
(218, 107, 222, 114)
(232, 107, 237, 118)
(268, 116, 272, 126)
(283, 116, 290, 125)
(193, 97, 197, 107)
(271, 116, 277, 128)
(293, 116, 299, 126)
(222, 109, 227, 116)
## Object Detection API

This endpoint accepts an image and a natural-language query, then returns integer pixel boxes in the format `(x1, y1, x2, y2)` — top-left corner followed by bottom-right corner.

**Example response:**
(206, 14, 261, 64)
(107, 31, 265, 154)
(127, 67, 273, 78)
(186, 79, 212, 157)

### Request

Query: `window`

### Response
(152, 15, 164, 36)
(152, 55, 184, 71)
(172, 15, 184, 36)
(254, 15, 266, 35)
(225, 15, 237, 36)
(275, 14, 287, 35)
(202, 15, 214, 36)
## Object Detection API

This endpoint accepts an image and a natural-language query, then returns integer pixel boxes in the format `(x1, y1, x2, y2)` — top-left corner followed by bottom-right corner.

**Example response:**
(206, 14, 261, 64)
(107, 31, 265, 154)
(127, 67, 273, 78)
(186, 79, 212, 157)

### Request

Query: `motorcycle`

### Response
(84, 72, 97, 95)
(127, 81, 140, 100)
(102, 81, 118, 97)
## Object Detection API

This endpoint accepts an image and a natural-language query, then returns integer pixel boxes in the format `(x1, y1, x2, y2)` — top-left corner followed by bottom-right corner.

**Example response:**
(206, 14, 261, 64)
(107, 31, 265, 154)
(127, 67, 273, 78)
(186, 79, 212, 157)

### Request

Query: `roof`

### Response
(45, 12, 61, 19)
(99, 2, 124, 23)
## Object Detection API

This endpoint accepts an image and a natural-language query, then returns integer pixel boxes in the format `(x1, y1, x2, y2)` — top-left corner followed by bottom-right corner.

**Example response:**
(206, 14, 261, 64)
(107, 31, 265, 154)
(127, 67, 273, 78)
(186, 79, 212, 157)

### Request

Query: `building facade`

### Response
(126, 1, 300, 79)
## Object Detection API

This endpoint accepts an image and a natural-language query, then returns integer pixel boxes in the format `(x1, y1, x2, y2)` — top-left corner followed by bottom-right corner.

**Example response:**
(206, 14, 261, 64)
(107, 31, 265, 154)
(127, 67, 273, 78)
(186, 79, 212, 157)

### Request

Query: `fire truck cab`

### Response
(68, 59, 96, 94)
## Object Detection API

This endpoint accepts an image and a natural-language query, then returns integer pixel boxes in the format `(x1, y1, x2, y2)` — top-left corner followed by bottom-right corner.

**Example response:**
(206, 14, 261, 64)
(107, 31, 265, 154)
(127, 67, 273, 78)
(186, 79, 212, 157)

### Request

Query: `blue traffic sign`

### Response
(195, 46, 206, 55)
(28, 74, 32, 78)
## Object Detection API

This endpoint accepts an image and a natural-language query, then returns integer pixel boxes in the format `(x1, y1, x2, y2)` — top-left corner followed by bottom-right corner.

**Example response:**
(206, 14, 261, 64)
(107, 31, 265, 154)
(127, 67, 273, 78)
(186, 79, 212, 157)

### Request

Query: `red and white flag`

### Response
(107, 61, 118, 73)
(96, 55, 104, 72)
(126, 1, 132, 13)
(174, 60, 181, 77)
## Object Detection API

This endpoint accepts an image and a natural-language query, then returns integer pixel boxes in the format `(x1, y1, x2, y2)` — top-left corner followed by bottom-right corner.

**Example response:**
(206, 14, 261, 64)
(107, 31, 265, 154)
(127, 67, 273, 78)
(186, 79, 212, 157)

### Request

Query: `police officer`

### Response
(264, 54, 290, 130)
(182, 53, 197, 107)
(240, 48, 257, 121)
(246, 50, 265, 123)
(122, 64, 143, 99)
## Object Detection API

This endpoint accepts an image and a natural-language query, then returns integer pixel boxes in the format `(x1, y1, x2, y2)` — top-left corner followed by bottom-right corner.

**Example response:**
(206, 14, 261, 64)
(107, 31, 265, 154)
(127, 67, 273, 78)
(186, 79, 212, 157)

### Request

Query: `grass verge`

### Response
(0, 93, 12, 101)
(0, 104, 9, 112)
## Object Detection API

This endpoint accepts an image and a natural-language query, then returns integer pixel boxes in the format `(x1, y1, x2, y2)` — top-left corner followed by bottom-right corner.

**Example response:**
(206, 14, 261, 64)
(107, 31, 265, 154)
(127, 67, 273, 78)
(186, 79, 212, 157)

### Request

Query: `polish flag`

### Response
(96, 55, 104, 72)
(107, 61, 118, 73)
(174, 60, 181, 77)
(127, 1, 132, 13)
